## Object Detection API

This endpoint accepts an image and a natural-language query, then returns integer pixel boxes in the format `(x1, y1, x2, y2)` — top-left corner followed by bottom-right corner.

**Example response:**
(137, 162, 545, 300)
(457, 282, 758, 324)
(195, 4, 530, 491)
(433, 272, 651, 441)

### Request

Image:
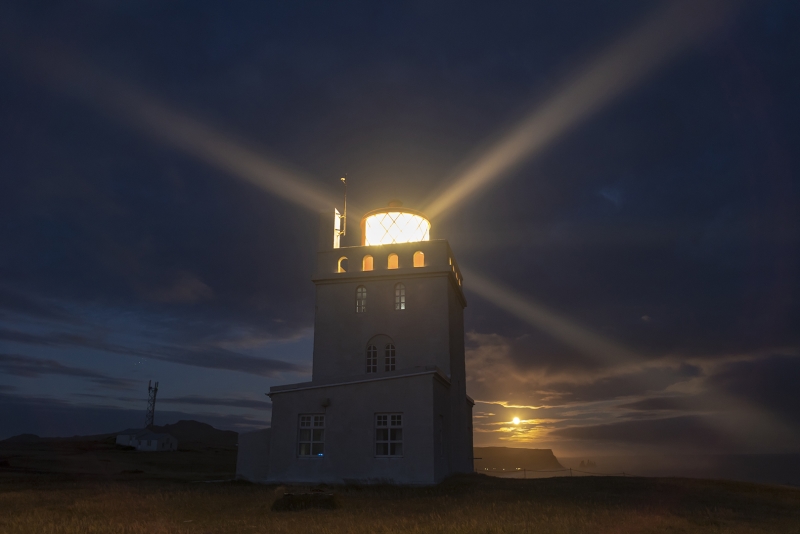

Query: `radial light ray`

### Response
(424, 0, 743, 220)
(13, 44, 333, 212)
(463, 266, 641, 366)
(464, 267, 800, 449)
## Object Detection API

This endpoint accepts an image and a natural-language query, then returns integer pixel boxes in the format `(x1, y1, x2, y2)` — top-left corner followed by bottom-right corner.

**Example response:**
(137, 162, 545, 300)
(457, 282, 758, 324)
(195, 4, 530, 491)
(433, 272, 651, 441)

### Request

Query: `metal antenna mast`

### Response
(145, 380, 159, 428)
(339, 175, 347, 237)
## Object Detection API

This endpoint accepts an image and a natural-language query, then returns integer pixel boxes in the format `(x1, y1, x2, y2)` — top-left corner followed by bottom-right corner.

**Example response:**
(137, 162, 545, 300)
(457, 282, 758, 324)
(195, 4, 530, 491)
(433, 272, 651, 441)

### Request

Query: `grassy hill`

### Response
(1, 473, 798, 533)
(0, 420, 237, 480)
(2, 427, 799, 532)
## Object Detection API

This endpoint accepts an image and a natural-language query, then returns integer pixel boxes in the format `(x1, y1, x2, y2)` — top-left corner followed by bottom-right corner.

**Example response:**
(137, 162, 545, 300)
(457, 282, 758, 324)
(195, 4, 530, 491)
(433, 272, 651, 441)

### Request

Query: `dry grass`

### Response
(1, 473, 799, 534)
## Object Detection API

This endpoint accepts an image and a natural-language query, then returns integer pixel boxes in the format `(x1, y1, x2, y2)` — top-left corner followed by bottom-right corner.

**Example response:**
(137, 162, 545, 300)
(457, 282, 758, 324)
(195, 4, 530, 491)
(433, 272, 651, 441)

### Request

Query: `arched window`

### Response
(366, 345, 377, 373)
(413, 251, 424, 267)
(337, 257, 348, 273)
(362, 255, 374, 271)
(394, 283, 405, 311)
(387, 253, 399, 269)
(385, 344, 396, 371)
(356, 286, 366, 313)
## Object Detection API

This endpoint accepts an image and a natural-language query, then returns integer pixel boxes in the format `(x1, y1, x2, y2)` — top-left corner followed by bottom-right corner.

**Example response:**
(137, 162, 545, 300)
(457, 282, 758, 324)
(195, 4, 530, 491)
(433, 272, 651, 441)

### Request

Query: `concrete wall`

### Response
(268, 373, 441, 485)
(447, 277, 474, 474)
(265, 235, 473, 485)
(236, 429, 271, 482)
(311, 240, 466, 383)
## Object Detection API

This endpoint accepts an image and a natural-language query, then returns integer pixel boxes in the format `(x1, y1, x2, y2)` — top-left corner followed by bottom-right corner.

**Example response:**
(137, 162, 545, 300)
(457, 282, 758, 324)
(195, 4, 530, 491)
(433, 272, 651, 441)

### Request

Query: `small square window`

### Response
(298, 414, 325, 457)
(375, 413, 403, 457)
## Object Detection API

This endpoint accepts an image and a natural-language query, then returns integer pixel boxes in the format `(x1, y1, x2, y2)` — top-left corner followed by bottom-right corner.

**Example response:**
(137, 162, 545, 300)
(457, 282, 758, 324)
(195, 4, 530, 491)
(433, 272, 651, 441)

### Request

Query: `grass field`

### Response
(1, 472, 799, 533)
(1, 440, 799, 533)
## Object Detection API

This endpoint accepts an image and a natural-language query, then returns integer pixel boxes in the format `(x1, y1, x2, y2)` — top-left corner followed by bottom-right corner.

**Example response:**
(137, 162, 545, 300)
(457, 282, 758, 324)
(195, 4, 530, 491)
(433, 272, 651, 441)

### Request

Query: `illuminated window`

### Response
(375, 413, 403, 457)
(388, 253, 398, 269)
(356, 286, 366, 313)
(362, 255, 374, 271)
(337, 257, 348, 273)
(385, 343, 396, 371)
(298, 414, 325, 457)
(394, 283, 405, 311)
(413, 251, 424, 267)
(366, 345, 377, 373)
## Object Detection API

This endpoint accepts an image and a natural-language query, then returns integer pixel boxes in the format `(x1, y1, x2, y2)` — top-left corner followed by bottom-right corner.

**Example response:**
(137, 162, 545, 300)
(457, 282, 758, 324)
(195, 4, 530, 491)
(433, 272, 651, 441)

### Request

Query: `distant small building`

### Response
(116, 429, 177, 451)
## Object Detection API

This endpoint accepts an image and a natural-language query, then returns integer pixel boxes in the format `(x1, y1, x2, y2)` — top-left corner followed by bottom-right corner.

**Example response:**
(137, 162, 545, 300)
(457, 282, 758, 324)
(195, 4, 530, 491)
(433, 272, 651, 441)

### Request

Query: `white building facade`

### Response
(260, 203, 473, 485)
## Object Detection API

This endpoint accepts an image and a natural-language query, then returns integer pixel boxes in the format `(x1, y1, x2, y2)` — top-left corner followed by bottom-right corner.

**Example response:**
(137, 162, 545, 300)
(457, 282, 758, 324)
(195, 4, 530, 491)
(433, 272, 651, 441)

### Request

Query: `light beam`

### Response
(10, 44, 333, 213)
(463, 266, 640, 367)
(463, 266, 800, 449)
(424, 0, 743, 220)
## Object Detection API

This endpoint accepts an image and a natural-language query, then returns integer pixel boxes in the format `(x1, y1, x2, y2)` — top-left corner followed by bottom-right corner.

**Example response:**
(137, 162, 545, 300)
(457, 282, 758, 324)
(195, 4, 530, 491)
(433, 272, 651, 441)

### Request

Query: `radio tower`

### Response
(145, 380, 159, 428)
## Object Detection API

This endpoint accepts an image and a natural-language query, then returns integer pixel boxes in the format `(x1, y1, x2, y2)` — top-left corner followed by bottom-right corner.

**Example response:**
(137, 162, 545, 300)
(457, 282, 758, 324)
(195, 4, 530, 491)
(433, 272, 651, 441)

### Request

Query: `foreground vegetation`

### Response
(1, 472, 799, 534)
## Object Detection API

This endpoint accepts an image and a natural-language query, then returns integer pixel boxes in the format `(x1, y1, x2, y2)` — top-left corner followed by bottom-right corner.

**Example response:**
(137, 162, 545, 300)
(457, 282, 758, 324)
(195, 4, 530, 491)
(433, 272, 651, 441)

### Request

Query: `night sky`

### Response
(1, 1, 798, 458)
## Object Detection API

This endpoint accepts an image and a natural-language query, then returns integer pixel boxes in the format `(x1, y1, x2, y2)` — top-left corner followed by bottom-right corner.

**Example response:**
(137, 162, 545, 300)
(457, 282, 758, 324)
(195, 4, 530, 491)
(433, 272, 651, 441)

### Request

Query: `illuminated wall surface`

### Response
(363, 212, 431, 246)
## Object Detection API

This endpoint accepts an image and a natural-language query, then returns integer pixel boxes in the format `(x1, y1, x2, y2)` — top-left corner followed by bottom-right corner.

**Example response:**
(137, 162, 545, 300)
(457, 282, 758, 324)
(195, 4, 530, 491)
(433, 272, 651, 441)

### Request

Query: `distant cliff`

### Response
(474, 447, 563, 472)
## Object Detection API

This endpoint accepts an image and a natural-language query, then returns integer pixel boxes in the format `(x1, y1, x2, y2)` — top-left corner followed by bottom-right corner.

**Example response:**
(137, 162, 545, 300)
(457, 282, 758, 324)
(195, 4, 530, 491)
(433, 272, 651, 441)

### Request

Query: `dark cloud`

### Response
(0, 327, 307, 377)
(466, 332, 703, 407)
(543, 365, 701, 404)
(154, 346, 307, 377)
(707, 354, 800, 426)
(0, 0, 798, 449)
(72, 392, 271, 410)
(159, 395, 271, 410)
(0, 287, 75, 323)
(0, 391, 267, 439)
(0, 353, 134, 389)
(617, 396, 696, 411)
(550, 416, 729, 450)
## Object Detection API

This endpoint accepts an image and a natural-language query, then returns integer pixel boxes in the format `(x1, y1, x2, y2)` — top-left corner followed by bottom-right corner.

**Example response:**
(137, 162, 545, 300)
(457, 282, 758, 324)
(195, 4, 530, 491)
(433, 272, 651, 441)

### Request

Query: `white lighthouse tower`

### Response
(259, 201, 473, 484)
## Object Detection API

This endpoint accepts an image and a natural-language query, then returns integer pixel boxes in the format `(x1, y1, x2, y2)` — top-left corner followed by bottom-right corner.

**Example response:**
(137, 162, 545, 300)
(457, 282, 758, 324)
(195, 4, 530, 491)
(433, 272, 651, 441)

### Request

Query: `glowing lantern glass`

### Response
(362, 207, 431, 246)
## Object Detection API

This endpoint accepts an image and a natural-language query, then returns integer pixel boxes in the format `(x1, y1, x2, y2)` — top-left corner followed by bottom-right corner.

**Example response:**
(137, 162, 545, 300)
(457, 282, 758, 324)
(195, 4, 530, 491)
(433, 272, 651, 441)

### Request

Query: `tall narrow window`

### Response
(413, 251, 424, 267)
(394, 283, 406, 310)
(375, 413, 403, 457)
(356, 285, 367, 313)
(385, 343, 396, 371)
(362, 255, 374, 271)
(366, 345, 377, 373)
(337, 257, 348, 273)
(387, 253, 399, 269)
(298, 414, 325, 457)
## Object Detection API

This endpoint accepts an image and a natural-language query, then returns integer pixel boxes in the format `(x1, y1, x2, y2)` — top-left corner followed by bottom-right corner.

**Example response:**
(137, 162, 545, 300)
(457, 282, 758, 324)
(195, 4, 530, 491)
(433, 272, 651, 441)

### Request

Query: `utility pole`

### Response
(145, 380, 159, 428)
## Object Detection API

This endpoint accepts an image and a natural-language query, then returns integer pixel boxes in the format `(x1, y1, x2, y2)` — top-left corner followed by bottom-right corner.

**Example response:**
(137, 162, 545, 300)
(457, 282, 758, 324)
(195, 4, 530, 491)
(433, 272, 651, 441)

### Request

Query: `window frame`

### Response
(384, 343, 396, 371)
(356, 285, 367, 313)
(362, 255, 374, 271)
(387, 253, 399, 269)
(366, 344, 378, 373)
(394, 283, 406, 311)
(375, 413, 404, 457)
(297, 414, 325, 458)
(413, 251, 424, 267)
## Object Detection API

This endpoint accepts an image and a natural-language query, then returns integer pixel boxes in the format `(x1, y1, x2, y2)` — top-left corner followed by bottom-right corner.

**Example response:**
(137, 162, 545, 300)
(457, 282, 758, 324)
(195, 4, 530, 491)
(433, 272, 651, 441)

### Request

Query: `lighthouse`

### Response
(261, 201, 473, 484)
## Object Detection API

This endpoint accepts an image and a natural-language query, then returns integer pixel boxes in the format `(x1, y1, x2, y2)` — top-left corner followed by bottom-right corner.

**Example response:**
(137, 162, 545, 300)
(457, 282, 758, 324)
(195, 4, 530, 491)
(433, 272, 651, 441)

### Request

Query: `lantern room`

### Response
(360, 201, 431, 246)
